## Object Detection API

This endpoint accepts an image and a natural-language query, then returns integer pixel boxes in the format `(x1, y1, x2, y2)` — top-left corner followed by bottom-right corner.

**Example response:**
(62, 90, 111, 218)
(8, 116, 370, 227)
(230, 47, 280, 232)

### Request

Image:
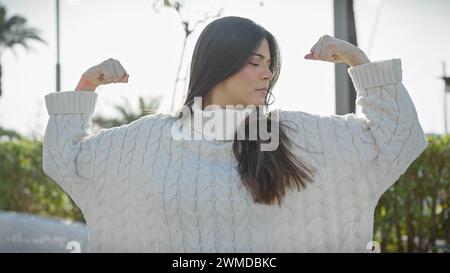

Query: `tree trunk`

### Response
(170, 33, 188, 112)
(418, 193, 424, 252)
(393, 198, 404, 252)
(428, 178, 439, 252)
(406, 196, 416, 252)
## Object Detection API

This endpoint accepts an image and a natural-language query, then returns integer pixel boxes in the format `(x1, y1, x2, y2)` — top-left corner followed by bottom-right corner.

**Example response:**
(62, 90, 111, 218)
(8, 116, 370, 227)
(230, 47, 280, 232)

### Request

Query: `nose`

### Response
(262, 66, 273, 81)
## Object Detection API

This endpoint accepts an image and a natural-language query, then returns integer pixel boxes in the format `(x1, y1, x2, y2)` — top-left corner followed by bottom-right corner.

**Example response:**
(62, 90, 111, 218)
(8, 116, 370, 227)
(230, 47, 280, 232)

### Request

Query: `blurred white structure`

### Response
(0, 210, 89, 253)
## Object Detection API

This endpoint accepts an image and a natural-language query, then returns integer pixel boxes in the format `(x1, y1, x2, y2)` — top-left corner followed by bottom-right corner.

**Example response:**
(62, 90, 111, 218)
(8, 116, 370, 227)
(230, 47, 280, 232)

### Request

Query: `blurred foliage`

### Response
(92, 95, 160, 131)
(0, 126, 23, 140)
(0, 132, 84, 222)
(374, 134, 450, 253)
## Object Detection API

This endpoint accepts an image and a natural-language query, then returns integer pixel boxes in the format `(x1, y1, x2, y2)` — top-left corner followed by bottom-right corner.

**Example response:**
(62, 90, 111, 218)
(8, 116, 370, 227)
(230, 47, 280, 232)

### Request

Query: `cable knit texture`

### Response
(42, 59, 428, 252)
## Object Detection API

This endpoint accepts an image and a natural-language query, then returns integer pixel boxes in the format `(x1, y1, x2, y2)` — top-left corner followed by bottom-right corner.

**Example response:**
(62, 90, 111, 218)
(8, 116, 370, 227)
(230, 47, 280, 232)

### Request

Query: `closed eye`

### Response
(248, 62, 259, 66)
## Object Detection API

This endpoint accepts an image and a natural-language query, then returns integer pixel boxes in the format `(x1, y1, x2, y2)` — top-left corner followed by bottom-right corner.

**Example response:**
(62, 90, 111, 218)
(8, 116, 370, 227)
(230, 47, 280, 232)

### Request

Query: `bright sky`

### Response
(0, 0, 449, 138)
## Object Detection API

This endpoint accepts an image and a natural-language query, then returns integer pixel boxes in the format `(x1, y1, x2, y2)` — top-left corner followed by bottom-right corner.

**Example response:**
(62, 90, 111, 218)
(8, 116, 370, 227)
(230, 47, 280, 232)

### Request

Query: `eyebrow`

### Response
(251, 53, 271, 63)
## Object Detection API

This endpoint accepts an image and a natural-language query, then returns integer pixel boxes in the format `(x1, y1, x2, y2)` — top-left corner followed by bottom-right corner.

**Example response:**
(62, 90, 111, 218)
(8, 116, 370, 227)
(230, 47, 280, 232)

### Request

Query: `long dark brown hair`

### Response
(179, 16, 315, 206)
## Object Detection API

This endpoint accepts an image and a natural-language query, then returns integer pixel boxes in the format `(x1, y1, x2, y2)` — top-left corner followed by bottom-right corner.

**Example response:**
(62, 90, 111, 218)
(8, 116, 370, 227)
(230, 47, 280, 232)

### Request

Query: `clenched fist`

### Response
(304, 35, 370, 67)
(75, 58, 129, 92)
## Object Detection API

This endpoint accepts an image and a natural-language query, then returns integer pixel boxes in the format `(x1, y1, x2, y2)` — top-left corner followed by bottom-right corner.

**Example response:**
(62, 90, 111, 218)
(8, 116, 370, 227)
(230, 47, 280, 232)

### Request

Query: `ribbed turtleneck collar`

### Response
(190, 101, 258, 141)
(172, 99, 262, 141)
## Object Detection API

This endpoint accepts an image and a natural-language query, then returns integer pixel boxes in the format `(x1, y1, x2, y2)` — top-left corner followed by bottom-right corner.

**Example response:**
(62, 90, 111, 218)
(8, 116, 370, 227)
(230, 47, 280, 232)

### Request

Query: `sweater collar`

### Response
(176, 99, 259, 141)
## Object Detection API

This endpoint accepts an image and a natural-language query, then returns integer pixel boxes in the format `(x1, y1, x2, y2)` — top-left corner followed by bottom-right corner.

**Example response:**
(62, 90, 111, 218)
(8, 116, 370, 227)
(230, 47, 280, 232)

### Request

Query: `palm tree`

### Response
(92, 96, 161, 131)
(0, 4, 46, 97)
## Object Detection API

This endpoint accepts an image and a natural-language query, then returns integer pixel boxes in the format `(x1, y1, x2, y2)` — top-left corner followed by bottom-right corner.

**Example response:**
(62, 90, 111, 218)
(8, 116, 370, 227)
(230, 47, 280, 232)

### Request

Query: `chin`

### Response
(243, 101, 263, 107)
(240, 99, 266, 107)
(255, 100, 267, 107)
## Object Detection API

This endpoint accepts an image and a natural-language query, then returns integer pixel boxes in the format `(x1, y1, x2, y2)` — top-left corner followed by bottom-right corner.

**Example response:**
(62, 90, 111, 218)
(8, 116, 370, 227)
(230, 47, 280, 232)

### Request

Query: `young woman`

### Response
(43, 16, 427, 252)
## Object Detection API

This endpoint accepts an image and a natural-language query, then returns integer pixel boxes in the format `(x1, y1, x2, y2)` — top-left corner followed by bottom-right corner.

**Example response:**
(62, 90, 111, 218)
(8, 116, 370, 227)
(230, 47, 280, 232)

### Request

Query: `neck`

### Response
(202, 85, 237, 109)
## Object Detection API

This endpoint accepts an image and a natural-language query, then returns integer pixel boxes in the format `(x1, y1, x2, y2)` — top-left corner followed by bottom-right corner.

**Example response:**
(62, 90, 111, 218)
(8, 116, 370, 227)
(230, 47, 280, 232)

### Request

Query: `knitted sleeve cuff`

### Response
(45, 91, 98, 115)
(348, 58, 403, 90)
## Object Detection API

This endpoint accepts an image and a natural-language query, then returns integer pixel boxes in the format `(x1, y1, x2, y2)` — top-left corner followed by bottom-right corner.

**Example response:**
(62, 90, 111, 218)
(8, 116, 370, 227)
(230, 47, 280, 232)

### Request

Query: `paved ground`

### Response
(0, 210, 90, 253)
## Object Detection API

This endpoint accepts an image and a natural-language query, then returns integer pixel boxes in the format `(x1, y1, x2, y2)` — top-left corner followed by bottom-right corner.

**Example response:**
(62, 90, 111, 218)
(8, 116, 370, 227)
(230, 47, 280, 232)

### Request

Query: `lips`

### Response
(255, 88, 268, 97)
(255, 88, 267, 97)
(256, 88, 268, 97)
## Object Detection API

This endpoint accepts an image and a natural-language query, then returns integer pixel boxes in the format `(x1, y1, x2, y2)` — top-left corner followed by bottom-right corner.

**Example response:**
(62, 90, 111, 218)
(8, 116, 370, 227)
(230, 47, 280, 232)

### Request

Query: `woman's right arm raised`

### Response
(42, 58, 130, 209)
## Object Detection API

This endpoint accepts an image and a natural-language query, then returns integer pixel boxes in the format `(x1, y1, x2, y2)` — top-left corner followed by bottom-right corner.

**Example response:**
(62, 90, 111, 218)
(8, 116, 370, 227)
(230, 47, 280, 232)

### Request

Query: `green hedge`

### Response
(0, 136, 84, 222)
(1, 131, 449, 252)
(374, 134, 450, 252)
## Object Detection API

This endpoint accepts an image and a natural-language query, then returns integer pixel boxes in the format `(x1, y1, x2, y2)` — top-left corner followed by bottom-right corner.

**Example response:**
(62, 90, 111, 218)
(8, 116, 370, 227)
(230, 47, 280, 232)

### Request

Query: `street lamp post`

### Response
(56, 0, 61, 92)
(334, 0, 358, 115)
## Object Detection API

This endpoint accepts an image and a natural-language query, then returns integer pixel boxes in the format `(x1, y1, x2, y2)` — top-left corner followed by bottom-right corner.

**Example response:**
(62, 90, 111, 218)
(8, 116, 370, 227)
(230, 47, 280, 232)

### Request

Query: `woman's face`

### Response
(215, 38, 273, 107)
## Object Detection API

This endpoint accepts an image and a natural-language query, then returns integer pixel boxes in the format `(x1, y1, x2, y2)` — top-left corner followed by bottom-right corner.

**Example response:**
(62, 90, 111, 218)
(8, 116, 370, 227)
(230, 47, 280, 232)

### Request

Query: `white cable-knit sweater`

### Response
(42, 59, 427, 253)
